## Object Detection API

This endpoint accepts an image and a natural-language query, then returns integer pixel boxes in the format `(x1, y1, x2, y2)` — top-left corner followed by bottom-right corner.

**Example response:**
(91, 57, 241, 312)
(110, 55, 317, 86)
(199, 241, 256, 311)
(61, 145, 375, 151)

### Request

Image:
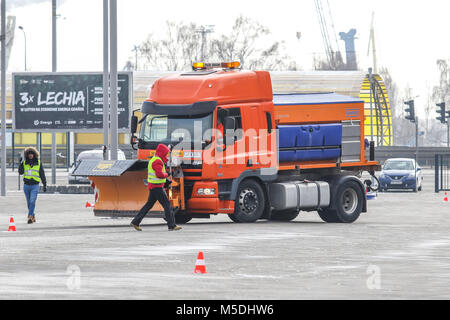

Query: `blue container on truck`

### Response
(278, 123, 342, 162)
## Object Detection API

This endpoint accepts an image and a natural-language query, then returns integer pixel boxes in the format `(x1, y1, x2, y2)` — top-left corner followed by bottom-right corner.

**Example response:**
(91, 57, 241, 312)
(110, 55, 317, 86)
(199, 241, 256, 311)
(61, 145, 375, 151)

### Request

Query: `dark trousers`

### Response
(132, 187, 176, 229)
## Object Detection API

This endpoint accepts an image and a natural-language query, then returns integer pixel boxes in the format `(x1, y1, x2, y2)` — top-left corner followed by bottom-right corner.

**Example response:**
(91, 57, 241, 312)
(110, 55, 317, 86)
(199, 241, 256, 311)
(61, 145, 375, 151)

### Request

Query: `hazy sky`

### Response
(6, 0, 450, 116)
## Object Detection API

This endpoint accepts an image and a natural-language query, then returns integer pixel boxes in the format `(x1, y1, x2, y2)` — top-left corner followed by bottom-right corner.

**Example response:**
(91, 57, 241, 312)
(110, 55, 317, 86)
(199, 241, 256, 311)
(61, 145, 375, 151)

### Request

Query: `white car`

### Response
(68, 149, 126, 184)
(378, 158, 423, 192)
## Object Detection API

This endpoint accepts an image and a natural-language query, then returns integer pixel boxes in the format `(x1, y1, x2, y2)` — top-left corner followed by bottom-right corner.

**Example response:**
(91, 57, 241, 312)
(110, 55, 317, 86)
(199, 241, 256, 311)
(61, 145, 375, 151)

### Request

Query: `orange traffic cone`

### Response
(8, 216, 16, 232)
(85, 201, 95, 208)
(194, 251, 207, 274)
(444, 192, 448, 202)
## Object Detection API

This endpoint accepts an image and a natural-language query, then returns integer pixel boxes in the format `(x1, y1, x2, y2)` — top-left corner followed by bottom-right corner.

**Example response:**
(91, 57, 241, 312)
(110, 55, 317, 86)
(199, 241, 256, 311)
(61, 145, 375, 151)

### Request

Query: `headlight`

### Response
(408, 173, 416, 179)
(379, 173, 385, 179)
(197, 188, 216, 195)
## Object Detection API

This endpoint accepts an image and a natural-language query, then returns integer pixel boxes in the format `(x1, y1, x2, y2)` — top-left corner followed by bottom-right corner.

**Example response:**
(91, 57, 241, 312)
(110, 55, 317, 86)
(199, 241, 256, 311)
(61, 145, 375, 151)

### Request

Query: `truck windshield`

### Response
(140, 113, 213, 147)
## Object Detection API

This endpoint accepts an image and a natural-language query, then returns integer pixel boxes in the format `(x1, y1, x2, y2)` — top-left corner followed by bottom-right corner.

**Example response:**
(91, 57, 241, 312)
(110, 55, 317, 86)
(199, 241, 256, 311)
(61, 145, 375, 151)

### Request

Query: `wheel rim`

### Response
(239, 188, 259, 215)
(342, 188, 358, 214)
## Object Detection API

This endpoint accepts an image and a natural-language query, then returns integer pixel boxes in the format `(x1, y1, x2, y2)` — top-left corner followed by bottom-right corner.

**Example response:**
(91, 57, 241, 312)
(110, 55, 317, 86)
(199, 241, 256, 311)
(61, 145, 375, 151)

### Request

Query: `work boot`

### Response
(169, 226, 182, 231)
(130, 223, 142, 231)
(31, 216, 36, 223)
(27, 216, 33, 224)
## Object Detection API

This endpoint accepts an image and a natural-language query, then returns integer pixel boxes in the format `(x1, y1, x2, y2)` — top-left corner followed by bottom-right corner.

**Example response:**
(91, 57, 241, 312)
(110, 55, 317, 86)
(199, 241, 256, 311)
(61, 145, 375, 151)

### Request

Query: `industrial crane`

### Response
(313, 0, 343, 70)
(367, 12, 378, 74)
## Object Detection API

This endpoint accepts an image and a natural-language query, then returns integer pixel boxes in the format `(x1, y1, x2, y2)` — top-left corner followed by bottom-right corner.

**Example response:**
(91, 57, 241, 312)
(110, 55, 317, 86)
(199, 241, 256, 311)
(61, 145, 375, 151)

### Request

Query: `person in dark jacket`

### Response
(18, 147, 47, 224)
(130, 144, 182, 231)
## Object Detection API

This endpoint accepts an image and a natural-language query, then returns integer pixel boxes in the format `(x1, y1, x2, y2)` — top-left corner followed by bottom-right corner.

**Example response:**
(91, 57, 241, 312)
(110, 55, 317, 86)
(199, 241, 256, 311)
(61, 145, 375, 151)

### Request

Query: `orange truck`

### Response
(73, 62, 380, 224)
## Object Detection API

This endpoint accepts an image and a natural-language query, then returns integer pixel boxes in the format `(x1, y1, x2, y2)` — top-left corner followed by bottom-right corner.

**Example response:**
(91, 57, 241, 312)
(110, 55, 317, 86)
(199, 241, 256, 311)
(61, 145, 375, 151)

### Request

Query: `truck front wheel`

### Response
(229, 179, 265, 223)
(318, 180, 364, 223)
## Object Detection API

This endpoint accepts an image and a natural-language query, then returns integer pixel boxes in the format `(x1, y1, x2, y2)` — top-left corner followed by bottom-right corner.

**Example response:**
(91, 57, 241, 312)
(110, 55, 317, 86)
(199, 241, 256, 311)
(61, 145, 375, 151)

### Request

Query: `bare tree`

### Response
(210, 16, 298, 70)
(123, 60, 134, 71)
(140, 33, 163, 70)
(313, 51, 346, 71)
(391, 84, 417, 146)
(432, 59, 450, 102)
(138, 16, 298, 71)
(378, 67, 406, 145)
(210, 15, 270, 68)
(139, 22, 202, 71)
(430, 59, 450, 146)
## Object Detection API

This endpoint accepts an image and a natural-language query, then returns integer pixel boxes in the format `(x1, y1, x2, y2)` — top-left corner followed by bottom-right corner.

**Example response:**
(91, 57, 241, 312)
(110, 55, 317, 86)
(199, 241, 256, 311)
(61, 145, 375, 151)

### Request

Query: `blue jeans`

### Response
(24, 184, 40, 217)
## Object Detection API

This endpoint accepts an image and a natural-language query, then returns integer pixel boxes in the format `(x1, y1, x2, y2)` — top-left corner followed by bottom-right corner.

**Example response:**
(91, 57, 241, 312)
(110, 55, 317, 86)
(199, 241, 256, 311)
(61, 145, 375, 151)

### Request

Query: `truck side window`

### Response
(217, 107, 243, 140)
(227, 107, 243, 140)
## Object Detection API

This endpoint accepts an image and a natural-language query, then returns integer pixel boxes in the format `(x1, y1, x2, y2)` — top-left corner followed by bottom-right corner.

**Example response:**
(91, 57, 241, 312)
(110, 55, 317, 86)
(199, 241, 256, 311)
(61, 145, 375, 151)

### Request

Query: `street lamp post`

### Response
(51, 0, 57, 185)
(1, 0, 6, 197)
(18, 26, 27, 71)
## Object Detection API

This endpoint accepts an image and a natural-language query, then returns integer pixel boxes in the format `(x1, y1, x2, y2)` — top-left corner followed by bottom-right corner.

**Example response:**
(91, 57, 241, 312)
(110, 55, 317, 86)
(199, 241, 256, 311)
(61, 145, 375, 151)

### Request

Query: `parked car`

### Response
(378, 158, 423, 192)
(68, 149, 126, 184)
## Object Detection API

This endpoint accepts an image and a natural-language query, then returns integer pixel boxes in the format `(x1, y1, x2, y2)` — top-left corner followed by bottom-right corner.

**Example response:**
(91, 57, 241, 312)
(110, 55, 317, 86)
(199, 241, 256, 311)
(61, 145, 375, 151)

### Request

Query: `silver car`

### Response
(68, 149, 126, 184)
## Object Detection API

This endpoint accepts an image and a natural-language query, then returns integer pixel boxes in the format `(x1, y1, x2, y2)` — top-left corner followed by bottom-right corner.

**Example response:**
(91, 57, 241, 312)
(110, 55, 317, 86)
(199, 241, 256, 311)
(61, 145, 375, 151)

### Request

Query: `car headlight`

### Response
(197, 188, 216, 195)
(408, 173, 416, 179)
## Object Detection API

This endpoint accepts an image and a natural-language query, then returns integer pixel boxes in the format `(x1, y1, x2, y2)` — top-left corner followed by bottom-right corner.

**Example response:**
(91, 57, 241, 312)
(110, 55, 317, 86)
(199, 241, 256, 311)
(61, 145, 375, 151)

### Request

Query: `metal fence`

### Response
(376, 147, 450, 167)
(435, 154, 450, 193)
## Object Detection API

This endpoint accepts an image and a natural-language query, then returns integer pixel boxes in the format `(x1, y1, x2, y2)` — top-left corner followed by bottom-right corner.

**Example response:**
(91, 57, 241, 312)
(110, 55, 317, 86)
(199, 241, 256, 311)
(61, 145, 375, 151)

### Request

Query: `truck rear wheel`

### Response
(270, 210, 299, 221)
(318, 180, 363, 223)
(230, 179, 265, 223)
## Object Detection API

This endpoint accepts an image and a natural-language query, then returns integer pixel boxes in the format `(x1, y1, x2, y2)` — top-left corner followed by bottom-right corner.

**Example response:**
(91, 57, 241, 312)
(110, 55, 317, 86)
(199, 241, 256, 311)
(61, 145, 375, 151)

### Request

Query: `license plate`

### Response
(391, 181, 403, 185)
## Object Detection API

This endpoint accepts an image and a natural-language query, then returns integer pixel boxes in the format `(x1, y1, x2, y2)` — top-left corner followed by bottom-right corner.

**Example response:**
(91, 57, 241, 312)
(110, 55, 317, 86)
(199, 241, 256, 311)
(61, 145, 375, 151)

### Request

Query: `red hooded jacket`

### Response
(148, 144, 170, 190)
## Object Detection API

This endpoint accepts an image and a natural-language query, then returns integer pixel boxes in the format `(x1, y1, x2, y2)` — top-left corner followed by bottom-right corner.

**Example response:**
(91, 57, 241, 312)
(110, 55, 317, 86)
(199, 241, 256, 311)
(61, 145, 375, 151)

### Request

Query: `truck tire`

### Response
(228, 213, 240, 223)
(175, 213, 192, 225)
(318, 180, 364, 223)
(270, 210, 299, 222)
(230, 179, 265, 223)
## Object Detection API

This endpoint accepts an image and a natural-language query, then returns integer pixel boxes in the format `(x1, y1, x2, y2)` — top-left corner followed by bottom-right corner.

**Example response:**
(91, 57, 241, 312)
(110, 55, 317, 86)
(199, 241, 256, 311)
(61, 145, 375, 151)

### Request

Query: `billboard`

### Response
(12, 72, 132, 132)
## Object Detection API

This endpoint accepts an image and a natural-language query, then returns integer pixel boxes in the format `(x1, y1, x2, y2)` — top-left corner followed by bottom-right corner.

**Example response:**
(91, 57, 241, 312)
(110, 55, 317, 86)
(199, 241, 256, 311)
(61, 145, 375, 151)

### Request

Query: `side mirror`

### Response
(130, 135, 138, 151)
(131, 115, 138, 134)
(224, 117, 235, 131)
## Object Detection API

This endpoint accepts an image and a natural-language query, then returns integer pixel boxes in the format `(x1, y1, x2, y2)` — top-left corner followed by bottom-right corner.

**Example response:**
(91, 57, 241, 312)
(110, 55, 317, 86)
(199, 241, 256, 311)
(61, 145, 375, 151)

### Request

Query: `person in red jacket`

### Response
(130, 144, 181, 231)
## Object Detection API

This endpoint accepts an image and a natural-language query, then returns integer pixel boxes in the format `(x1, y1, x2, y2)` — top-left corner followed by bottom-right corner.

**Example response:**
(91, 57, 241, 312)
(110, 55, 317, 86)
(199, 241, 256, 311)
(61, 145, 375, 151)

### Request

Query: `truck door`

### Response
(241, 105, 262, 168)
(214, 107, 246, 180)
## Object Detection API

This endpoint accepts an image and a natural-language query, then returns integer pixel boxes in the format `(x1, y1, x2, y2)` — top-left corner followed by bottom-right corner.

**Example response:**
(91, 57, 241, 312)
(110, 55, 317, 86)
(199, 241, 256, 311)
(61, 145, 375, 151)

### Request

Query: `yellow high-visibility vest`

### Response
(24, 160, 41, 183)
(147, 156, 166, 184)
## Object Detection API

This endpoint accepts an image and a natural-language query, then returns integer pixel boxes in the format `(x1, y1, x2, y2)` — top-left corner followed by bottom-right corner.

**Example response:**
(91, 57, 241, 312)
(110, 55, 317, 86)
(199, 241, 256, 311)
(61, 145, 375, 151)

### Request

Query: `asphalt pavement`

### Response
(1, 169, 450, 299)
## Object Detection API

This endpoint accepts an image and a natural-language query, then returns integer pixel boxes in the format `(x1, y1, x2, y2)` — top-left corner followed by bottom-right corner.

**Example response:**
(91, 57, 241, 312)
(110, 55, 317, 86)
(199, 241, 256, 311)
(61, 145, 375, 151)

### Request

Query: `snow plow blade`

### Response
(72, 160, 185, 217)
(72, 160, 185, 218)
(72, 160, 151, 216)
